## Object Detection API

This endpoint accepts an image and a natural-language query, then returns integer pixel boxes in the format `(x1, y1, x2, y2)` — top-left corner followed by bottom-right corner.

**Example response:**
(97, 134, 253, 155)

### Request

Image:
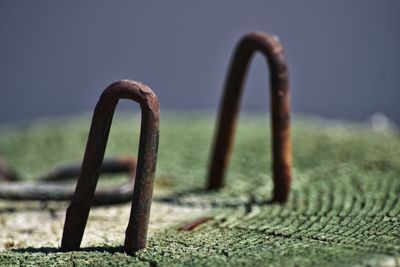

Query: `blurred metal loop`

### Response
(207, 32, 292, 203)
(61, 80, 160, 255)
(0, 156, 137, 205)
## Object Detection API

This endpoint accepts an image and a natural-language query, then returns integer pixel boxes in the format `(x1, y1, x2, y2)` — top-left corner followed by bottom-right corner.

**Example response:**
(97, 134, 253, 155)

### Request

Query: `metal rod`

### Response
(206, 32, 292, 203)
(38, 156, 136, 182)
(178, 216, 212, 231)
(61, 80, 160, 254)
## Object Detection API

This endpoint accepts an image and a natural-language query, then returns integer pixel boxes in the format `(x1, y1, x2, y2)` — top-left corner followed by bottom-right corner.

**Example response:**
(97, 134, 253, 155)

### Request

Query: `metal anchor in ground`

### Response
(61, 80, 160, 255)
(0, 156, 137, 205)
(207, 32, 292, 203)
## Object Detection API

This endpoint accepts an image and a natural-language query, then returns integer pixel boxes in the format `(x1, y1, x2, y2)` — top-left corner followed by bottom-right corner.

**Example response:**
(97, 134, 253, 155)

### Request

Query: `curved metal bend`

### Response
(207, 32, 292, 203)
(61, 80, 160, 254)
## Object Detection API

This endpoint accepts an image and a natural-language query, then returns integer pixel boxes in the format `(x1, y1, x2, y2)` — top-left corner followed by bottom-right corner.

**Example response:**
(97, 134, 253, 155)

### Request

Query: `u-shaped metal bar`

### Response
(61, 80, 160, 254)
(207, 32, 292, 203)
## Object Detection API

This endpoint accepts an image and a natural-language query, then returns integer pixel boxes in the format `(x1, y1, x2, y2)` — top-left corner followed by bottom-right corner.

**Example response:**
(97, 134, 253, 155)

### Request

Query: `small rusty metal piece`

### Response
(61, 80, 160, 255)
(207, 32, 292, 203)
(0, 156, 137, 205)
(0, 158, 19, 182)
(178, 216, 212, 231)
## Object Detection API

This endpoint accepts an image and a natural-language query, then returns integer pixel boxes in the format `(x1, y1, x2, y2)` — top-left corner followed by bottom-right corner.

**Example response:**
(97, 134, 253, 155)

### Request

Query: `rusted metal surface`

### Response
(61, 80, 160, 255)
(207, 32, 292, 203)
(0, 156, 137, 205)
(178, 216, 212, 231)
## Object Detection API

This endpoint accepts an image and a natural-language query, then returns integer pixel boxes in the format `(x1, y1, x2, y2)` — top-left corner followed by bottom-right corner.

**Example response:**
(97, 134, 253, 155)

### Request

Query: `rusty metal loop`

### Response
(207, 32, 292, 203)
(0, 156, 137, 205)
(61, 80, 160, 254)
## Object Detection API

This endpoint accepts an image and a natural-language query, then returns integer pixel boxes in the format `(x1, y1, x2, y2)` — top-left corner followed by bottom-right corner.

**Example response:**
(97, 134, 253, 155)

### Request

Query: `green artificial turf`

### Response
(0, 112, 399, 266)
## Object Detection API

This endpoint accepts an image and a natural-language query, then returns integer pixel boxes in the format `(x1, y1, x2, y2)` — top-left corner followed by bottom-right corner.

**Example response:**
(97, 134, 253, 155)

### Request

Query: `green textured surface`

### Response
(0, 113, 399, 266)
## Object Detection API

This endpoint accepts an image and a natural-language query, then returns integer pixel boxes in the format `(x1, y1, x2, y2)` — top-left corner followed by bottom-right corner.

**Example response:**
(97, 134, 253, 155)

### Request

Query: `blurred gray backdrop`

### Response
(1, 1, 399, 124)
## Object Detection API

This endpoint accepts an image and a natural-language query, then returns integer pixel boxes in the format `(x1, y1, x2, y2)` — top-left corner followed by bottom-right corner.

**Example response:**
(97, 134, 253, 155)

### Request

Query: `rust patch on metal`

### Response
(206, 32, 292, 203)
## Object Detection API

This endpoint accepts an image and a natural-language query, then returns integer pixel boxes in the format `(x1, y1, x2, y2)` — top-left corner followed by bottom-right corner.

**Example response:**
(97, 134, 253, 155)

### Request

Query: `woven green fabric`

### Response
(0, 113, 399, 266)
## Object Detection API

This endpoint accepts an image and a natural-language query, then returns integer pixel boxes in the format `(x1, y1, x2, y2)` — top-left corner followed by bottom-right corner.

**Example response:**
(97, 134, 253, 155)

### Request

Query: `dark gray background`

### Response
(1, 1, 399, 124)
